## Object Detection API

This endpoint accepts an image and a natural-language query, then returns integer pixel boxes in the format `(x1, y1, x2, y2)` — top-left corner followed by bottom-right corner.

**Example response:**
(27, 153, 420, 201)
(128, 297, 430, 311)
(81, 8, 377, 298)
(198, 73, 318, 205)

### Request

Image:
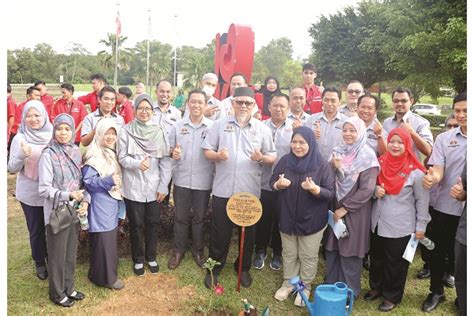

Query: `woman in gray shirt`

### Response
(364, 127, 430, 312)
(8, 100, 52, 280)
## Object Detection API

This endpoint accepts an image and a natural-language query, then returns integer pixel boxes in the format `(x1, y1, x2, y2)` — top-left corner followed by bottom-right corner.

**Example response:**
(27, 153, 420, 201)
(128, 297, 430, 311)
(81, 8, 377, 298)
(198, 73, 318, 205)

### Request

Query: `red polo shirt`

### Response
(52, 98, 88, 143)
(114, 100, 134, 123)
(7, 96, 16, 140)
(78, 91, 99, 112)
(41, 94, 55, 121)
(303, 84, 322, 114)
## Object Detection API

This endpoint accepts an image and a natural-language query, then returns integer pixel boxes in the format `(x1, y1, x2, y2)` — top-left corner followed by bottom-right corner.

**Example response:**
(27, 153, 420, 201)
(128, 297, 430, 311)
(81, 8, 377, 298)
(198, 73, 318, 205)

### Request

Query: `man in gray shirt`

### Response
(167, 89, 214, 270)
(202, 87, 276, 289)
(288, 87, 310, 128)
(340, 80, 365, 117)
(152, 80, 182, 135)
(421, 92, 467, 313)
(383, 87, 433, 160)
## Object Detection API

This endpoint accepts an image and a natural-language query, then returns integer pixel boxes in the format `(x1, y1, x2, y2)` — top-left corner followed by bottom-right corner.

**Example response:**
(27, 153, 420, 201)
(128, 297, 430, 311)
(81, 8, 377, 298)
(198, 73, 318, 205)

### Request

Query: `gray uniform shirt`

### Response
(339, 104, 357, 117)
(81, 109, 125, 136)
(305, 112, 347, 161)
(202, 116, 276, 198)
(261, 118, 293, 191)
(427, 127, 466, 216)
(152, 103, 182, 135)
(7, 133, 44, 206)
(117, 126, 172, 202)
(169, 116, 215, 190)
(371, 169, 431, 238)
(382, 111, 433, 159)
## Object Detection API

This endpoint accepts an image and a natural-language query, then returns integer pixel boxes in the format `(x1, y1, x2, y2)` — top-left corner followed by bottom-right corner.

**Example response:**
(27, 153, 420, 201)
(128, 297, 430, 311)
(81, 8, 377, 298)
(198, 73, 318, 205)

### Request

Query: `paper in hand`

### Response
(402, 233, 419, 263)
(328, 210, 348, 239)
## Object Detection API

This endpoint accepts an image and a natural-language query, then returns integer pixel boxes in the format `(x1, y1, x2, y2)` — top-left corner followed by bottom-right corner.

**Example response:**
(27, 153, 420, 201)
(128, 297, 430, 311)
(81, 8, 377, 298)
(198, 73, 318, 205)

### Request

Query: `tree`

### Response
(253, 38, 293, 85)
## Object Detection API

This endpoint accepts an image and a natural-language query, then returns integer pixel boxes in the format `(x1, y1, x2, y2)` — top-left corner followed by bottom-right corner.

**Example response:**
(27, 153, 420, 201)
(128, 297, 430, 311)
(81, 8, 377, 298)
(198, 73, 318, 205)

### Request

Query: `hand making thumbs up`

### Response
(422, 167, 436, 189)
(140, 155, 150, 171)
(375, 183, 386, 198)
(449, 176, 466, 201)
(172, 144, 182, 160)
(20, 140, 32, 157)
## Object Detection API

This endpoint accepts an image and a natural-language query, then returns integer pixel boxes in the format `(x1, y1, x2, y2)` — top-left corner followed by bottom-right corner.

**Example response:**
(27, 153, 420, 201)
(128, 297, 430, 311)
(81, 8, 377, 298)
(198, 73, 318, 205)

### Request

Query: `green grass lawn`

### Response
(7, 174, 458, 315)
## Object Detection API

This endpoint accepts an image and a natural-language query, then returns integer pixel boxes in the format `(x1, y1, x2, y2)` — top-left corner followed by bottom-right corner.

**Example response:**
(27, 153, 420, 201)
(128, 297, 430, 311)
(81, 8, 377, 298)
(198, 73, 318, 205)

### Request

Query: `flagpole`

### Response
(114, 1, 120, 89)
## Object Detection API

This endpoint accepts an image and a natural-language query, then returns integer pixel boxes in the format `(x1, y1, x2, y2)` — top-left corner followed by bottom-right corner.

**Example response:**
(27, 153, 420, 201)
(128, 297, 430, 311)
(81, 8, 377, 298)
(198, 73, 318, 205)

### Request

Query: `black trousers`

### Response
(454, 240, 466, 316)
(21, 202, 47, 266)
(173, 185, 211, 255)
(429, 208, 460, 295)
(420, 208, 450, 271)
(254, 189, 282, 255)
(369, 231, 411, 304)
(209, 196, 255, 274)
(46, 223, 79, 303)
(124, 198, 161, 263)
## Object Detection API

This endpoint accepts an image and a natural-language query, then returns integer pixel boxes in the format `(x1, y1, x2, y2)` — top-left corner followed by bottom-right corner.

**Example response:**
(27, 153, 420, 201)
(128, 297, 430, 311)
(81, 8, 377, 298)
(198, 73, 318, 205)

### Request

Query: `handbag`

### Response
(49, 190, 79, 235)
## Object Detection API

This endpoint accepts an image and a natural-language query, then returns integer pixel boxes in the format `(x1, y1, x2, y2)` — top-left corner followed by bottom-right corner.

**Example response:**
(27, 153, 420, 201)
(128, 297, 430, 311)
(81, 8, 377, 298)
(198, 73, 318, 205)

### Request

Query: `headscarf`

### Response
(43, 114, 82, 192)
(20, 100, 53, 180)
(287, 126, 322, 174)
(331, 116, 379, 201)
(261, 76, 281, 117)
(83, 118, 122, 200)
(125, 94, 167, 158)
(377, 128, 426, 195)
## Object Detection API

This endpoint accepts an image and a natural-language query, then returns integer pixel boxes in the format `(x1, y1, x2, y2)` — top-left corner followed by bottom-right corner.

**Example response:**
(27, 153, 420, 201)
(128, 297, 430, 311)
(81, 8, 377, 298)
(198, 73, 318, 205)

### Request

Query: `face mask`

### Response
(202, 85, 216, 97)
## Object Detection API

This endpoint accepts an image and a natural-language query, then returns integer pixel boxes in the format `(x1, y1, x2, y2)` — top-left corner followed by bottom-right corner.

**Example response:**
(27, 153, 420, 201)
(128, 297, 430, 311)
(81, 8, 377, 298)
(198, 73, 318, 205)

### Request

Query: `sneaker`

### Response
(134, 263, 145, 276)
(294, 289, 310, 307)
(269, 254, 282, 271)
(148, 261, 159, 274)
(274, 285, 294, 301)
(253, 251, 267, 270)
(111, 279, 124, 290)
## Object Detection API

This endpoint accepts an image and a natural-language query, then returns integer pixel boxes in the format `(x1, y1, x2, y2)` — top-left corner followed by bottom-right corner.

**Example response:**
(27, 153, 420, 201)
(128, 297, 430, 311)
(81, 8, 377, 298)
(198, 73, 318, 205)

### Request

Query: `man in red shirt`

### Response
(301, 63, 323, 114)
(11, 86, 42, 137)
(78, 73, 107, 112)
(34, 80, 55, 121)
(115, 87, 135, 123)
(52, 83, 88, 144)
(7, 84, 16, 141)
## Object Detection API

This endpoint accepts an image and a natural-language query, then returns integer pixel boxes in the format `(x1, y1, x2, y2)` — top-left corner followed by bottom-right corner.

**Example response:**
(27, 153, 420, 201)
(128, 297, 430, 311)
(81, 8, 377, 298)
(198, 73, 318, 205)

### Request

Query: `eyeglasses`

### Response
(136, 107, 153, 113)
(347, 89, 362, 95)
(446, 124, 459, 128)
(233, 100, 254, 107)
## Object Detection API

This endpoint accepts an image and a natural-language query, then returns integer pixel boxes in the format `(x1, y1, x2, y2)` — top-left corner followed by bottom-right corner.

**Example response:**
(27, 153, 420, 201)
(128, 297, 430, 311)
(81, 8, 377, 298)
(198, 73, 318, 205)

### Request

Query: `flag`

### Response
(115, 12, 121, 38)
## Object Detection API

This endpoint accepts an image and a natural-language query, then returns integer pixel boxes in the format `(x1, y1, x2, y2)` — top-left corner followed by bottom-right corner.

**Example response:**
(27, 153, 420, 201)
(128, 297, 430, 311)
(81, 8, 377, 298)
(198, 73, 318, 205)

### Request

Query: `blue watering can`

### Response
(289, 276, 354, 316)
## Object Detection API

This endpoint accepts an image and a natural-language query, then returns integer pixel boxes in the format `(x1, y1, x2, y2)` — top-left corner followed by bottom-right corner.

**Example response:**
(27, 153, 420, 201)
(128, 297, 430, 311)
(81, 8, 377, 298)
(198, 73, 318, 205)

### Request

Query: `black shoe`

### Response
(192, 252, 207, 268)
(240, 271, 252, 288)
(269, 254, 282, 271)
(36, 265, 48, 280)
(363, 255, 370, 271)
(363, 290, 382, 301)
(133, 263, 145, 276)
(253, 251, 267, 270)
(443, 273, 455, 288)
(422, 293, 446, 312)
(204, 272, 219, 289)
(68, 291, 85, 300)
(378, 299, 396, 312)
(417, 268, 431, 279)
(55, 297, 75, 308)
(147, 261, 159, 274)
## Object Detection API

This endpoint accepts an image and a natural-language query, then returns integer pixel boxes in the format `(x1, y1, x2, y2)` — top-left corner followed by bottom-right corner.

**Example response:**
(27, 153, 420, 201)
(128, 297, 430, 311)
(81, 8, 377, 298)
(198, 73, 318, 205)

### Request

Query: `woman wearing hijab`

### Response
(255, 76, 281, 120)
(270, 126, 335, 307)
(324, 116, 379, 298)
(8, 100, 52, 280)
(38, 114, 88, 307)
(82, 118, 124, 290)
(363, 128, 430, 312)
(117, 93, 172, 276)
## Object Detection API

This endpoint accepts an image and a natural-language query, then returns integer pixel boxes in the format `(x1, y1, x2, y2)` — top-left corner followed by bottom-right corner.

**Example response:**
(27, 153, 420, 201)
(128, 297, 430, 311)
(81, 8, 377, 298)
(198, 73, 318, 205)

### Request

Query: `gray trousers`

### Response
(324, 250, 363, 297)
(280, 227, 326, 287)
(173, 185, 211, 255)
(46, 223, 79, 303)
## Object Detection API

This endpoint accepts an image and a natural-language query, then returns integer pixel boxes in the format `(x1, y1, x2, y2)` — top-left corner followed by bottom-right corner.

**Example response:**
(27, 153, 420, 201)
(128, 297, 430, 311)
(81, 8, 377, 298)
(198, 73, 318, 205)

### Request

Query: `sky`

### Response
(4, 0, 360, 59)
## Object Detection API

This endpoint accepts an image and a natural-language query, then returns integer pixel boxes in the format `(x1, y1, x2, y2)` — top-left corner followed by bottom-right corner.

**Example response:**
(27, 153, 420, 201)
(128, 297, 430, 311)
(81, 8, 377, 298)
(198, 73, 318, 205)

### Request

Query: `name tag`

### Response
(367, 134, 377, 140)
(448, 139, 459, 147)
(224, 125, 235, 132)
(180, 128, 189, 135)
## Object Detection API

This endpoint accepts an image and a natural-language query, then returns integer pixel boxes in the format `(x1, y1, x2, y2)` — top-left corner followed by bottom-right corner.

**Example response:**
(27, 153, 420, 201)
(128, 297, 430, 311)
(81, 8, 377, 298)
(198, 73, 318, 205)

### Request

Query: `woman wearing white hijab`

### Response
(83, 118, 124, 290)
(8, 100, 52, 280)
(324, 116, 379, 298)
(117, 93, 172, 276)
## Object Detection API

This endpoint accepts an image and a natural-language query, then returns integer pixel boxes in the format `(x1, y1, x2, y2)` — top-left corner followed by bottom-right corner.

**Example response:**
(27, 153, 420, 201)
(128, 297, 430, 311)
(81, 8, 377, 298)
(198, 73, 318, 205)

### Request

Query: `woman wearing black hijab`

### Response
(255, 76, 281, 120)
(270, 126, 335, 306)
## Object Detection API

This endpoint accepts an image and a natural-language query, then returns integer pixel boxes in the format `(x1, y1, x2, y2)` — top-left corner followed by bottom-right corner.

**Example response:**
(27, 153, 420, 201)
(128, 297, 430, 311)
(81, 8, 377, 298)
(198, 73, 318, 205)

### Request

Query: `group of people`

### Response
(7, 64, 467, 315)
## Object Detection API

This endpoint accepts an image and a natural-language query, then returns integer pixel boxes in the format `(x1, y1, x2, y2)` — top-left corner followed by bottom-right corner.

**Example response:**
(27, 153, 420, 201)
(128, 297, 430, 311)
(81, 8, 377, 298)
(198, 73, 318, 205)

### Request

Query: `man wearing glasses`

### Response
(382, 87, 433, 160)
(340, 80, 365, 117)
(202, 87, 276, 289)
